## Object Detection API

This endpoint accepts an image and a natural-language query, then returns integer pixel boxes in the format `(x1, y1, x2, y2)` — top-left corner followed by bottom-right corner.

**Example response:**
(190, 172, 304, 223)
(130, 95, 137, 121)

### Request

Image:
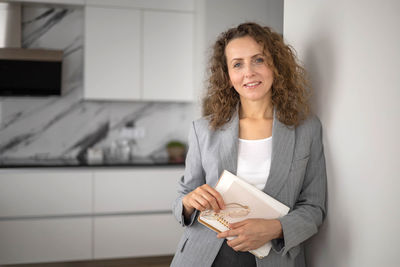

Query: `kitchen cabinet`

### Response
(0, 167, 184, 265)
(84, 6, 142, 100)
(94, 168, 181, 213)
(5, 0, 85, 5)
(85, 0, 194, 11)
(0, 170, 92, 217)
(94, 214, 181, 259)
(142, 10, 194, 101)
(84, 2, 195, 101)
(0, 170, 92, 265)
(0, 218, 91, 265)
(93, 168, 184, 258)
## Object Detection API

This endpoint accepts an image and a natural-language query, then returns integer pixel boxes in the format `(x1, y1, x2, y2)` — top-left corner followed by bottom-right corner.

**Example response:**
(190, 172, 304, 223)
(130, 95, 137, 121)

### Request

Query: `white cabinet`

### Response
(93, 167, 184, 259)
(84, 6, 141, 100)
(94, 214, 182, 259)
(94, 168, 182, 213)
(84, 2, 195, 101)
(0, 218, 91, 265)
(86, 0, 194, 11)
(0, 170, 92, 265)
(0, 167, 184, 265)
(5, 0, 85, 5)
(142, 10, 194, 101)
(0, 170, 92, 217)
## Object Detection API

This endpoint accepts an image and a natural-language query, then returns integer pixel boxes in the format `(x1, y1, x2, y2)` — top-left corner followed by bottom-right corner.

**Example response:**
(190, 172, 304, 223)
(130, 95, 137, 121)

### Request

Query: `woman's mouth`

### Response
(244, 81, 262, 89)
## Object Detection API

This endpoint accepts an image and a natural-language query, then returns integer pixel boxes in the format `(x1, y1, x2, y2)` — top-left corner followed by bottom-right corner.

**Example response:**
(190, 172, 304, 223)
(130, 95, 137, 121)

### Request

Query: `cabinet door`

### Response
(142, 11, 194, 101)
(94, 167, 183, 213)
(94, 214, 183, 258)
(0, 218, 91, 265)
(84, 6, 141, 100)
(0, 170, 92, 218)
(86, 0, 195, 11)
(6, 0, 85, 4)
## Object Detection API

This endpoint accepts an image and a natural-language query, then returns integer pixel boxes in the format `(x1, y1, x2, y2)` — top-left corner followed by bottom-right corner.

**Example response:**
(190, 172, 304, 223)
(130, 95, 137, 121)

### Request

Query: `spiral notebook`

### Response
(198, 170, 290, 259)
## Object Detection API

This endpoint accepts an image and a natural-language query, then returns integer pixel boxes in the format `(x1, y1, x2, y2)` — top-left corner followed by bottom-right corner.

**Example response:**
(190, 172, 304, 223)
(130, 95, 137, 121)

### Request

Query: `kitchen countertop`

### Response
(0, 157, 184, 168)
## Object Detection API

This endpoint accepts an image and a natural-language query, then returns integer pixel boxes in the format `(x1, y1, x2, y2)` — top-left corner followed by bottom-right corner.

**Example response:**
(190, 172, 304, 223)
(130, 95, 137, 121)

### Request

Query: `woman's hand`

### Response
(182, 184, 225, 219)
(217, 219, 283, 252)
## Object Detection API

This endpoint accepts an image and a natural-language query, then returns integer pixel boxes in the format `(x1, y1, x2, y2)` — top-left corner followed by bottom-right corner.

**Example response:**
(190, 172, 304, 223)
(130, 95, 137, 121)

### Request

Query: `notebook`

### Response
(198, 170, 290, 259)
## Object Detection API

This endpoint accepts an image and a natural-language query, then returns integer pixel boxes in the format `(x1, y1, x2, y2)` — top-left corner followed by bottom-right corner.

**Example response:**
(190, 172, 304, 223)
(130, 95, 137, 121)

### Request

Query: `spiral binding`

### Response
(214, 213, 230, 229)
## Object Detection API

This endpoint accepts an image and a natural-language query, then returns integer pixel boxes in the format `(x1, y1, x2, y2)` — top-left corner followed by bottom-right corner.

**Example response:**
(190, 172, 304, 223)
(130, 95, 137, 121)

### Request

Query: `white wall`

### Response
(284, 1, 400, 266)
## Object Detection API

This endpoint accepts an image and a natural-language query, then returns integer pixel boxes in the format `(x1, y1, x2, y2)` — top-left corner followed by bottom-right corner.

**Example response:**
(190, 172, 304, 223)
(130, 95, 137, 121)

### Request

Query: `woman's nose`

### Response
(244, 65, 255, 78)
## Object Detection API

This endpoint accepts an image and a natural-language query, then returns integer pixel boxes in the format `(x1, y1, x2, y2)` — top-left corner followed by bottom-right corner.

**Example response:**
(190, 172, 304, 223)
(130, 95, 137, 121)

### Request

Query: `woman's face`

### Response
(225, 36, 273, 103)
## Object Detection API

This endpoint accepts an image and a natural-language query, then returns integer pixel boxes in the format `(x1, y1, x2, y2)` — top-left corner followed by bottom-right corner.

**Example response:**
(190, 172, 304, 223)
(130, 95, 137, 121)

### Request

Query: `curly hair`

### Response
(202, 22, 310, 130)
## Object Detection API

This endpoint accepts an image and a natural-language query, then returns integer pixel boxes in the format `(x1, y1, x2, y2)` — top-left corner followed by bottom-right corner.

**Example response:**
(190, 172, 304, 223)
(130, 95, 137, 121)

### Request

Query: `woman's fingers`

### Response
(232, 242, 248, 252)
(218, 219, 278, 252)
(199, 189, 221, 212)
(193, 192, 212, 211)
(228, 238, 247, 251)
(191, 199, 208, 211)
(217, 228, 240, 239)
(193, 184, 225, 211)
(203, 185, 225, 210)
(183, 191, 207, 212)
(183, 184, 225, 212)
(217, 234, 248, 252)
(229, 219, 248, 229)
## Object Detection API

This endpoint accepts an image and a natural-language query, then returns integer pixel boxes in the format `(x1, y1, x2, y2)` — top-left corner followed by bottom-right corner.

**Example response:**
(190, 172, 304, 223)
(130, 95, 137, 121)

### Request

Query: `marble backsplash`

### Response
(0, 5, 195, 165)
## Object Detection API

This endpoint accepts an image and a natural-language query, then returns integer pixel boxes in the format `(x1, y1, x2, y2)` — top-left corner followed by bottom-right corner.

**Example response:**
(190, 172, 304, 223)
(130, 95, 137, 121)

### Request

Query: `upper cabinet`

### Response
(5, 0, 85, 5)
(85, 0, 194, 11)
(84, 6, 141, 100)
(84, 0, 195, 101)
(142, 10, 193, 101)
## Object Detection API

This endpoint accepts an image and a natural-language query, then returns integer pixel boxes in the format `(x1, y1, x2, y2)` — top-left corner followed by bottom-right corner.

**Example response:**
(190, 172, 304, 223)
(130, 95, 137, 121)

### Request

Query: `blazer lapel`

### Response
(263, 116, 295, 198)
(217, 110, 239, 177)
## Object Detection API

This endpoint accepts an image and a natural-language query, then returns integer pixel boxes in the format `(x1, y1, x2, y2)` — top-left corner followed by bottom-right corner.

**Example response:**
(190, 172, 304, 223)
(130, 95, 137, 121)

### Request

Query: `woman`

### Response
(171, 22, 327, 267)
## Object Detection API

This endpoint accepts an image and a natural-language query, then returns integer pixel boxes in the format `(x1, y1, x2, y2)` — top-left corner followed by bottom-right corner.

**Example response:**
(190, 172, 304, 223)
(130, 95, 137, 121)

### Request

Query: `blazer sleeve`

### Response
(273, 118, 327, 258)
(172, 121, 206, 227)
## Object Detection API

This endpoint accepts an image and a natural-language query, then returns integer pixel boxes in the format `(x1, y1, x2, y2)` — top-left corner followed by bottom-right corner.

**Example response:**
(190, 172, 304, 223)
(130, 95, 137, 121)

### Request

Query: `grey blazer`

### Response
(171, 110, 327, 267)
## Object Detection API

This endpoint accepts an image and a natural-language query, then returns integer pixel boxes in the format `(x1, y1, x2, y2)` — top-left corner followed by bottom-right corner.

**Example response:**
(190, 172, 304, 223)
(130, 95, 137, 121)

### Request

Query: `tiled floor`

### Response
(4, 256, 173, 267)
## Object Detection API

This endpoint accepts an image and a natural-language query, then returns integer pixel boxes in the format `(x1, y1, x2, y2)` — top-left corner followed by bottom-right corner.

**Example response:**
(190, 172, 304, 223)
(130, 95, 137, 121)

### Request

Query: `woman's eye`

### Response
(233, 62, 241, 68)
(254, 57, 264, 63)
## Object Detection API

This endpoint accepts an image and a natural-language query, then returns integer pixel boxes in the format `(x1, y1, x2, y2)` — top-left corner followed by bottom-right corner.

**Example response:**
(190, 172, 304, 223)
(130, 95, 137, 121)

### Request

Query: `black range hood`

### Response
(0, 48, 63, 96)
(0, 3, 64, 97)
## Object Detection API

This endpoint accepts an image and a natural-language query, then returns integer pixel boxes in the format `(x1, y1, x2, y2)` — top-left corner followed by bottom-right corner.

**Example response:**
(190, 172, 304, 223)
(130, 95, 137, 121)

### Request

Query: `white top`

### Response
(236, 136, 272, 190)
